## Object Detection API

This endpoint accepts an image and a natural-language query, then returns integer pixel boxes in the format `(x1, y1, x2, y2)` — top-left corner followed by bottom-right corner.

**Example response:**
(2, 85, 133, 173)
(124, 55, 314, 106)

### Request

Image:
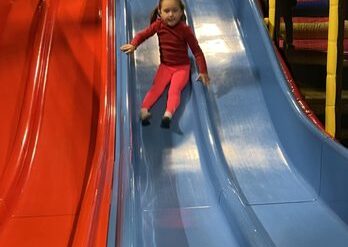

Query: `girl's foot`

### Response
(140, 108, 151, 126)
(160, 111, 172, 129)
(160, 117, 171, 128)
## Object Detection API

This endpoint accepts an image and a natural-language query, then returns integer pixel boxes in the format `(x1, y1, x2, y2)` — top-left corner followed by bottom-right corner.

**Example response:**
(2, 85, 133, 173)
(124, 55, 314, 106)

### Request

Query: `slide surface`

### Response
(116, 0, 348, 246)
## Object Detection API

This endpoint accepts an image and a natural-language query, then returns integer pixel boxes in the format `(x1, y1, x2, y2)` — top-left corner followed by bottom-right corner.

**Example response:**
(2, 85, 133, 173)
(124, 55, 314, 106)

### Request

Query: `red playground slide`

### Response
(0, 0, 115, 246)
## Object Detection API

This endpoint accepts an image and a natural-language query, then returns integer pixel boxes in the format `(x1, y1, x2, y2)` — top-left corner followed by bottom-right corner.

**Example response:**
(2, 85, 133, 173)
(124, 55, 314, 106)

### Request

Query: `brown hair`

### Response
(150, 0, 186, 24)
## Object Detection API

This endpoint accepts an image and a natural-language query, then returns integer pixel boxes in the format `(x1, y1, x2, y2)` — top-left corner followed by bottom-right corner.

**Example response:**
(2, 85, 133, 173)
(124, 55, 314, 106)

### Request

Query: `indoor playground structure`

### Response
(263, 0, 348, 139)
(1, 0, 348, 246)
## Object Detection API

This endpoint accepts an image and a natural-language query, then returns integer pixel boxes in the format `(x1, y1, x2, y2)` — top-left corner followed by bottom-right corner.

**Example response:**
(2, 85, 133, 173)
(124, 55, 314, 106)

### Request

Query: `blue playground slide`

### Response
(109, 0, 348, 246)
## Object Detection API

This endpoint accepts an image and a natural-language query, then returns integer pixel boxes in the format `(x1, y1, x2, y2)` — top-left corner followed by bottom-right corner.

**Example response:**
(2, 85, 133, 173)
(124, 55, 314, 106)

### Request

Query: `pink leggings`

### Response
(142, 63, 190, 114)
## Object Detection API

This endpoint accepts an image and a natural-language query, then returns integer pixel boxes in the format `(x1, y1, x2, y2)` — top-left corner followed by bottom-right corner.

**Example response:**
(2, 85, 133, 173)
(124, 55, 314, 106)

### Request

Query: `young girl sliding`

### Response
(121, 0, 210, 128)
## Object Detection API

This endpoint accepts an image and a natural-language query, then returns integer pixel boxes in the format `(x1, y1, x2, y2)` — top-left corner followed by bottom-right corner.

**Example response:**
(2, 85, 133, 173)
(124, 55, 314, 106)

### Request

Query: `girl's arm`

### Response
(196, 73, 210, 86)
(120, 20, 160, 54)
(120, 44, 136, 54)
(184, 27, 210, 85)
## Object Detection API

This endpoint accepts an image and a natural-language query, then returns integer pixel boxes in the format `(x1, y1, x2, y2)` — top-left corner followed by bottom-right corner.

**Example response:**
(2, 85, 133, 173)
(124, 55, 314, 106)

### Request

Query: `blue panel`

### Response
(232, 0, 324, 195)
(111, 0, 273, 246)
(294, 0, 329, 17)
(253, 202, 348, 247)
(109, 0, 348, 246)
(321, 144, 348, 202)
(320, 143, 348, 223)
(185, 0, 317, 205)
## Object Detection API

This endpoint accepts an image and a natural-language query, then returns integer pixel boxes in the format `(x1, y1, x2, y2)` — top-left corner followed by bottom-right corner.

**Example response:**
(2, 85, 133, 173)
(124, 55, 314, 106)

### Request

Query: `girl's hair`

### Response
(150, 0, 186, 24)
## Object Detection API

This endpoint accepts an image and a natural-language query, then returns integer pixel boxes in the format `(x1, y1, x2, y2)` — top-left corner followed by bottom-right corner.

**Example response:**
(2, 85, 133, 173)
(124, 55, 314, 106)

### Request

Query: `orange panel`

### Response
(0, 0, 38, 179)
(0, 0, 114, 245)
(13, 2, 102, 217)
(1, 215, 75, 247)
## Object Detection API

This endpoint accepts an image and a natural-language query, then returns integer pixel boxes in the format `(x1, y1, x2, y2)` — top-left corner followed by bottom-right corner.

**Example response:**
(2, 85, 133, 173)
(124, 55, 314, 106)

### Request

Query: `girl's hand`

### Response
(120, 44, 136, 54)
(197, 73, 211, 86)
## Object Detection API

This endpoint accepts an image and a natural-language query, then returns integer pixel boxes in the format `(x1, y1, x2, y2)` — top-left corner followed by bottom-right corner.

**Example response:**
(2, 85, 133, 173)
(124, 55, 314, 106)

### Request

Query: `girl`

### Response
(121, 0, 210, 128)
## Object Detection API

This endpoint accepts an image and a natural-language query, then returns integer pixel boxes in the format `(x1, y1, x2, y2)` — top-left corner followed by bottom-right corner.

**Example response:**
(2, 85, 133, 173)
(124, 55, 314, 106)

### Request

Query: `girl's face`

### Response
(158, 0, 183, 27)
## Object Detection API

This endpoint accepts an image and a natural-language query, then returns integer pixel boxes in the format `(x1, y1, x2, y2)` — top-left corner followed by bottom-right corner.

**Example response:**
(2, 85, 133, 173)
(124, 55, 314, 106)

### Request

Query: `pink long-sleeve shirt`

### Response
(130, 19, 208, 74)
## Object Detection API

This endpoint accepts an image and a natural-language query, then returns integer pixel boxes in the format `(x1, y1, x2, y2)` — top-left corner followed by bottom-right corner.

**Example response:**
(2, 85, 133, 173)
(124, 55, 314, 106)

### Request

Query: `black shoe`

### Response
(141, 114, 151, 126)
(160, 116, 171, 129)
(141, 118, 151, 126)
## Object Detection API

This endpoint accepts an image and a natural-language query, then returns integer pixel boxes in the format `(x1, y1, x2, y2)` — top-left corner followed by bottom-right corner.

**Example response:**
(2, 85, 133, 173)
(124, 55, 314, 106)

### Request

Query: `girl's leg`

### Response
(165, 65, 190, 115)
(142, 64, 173, 110)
